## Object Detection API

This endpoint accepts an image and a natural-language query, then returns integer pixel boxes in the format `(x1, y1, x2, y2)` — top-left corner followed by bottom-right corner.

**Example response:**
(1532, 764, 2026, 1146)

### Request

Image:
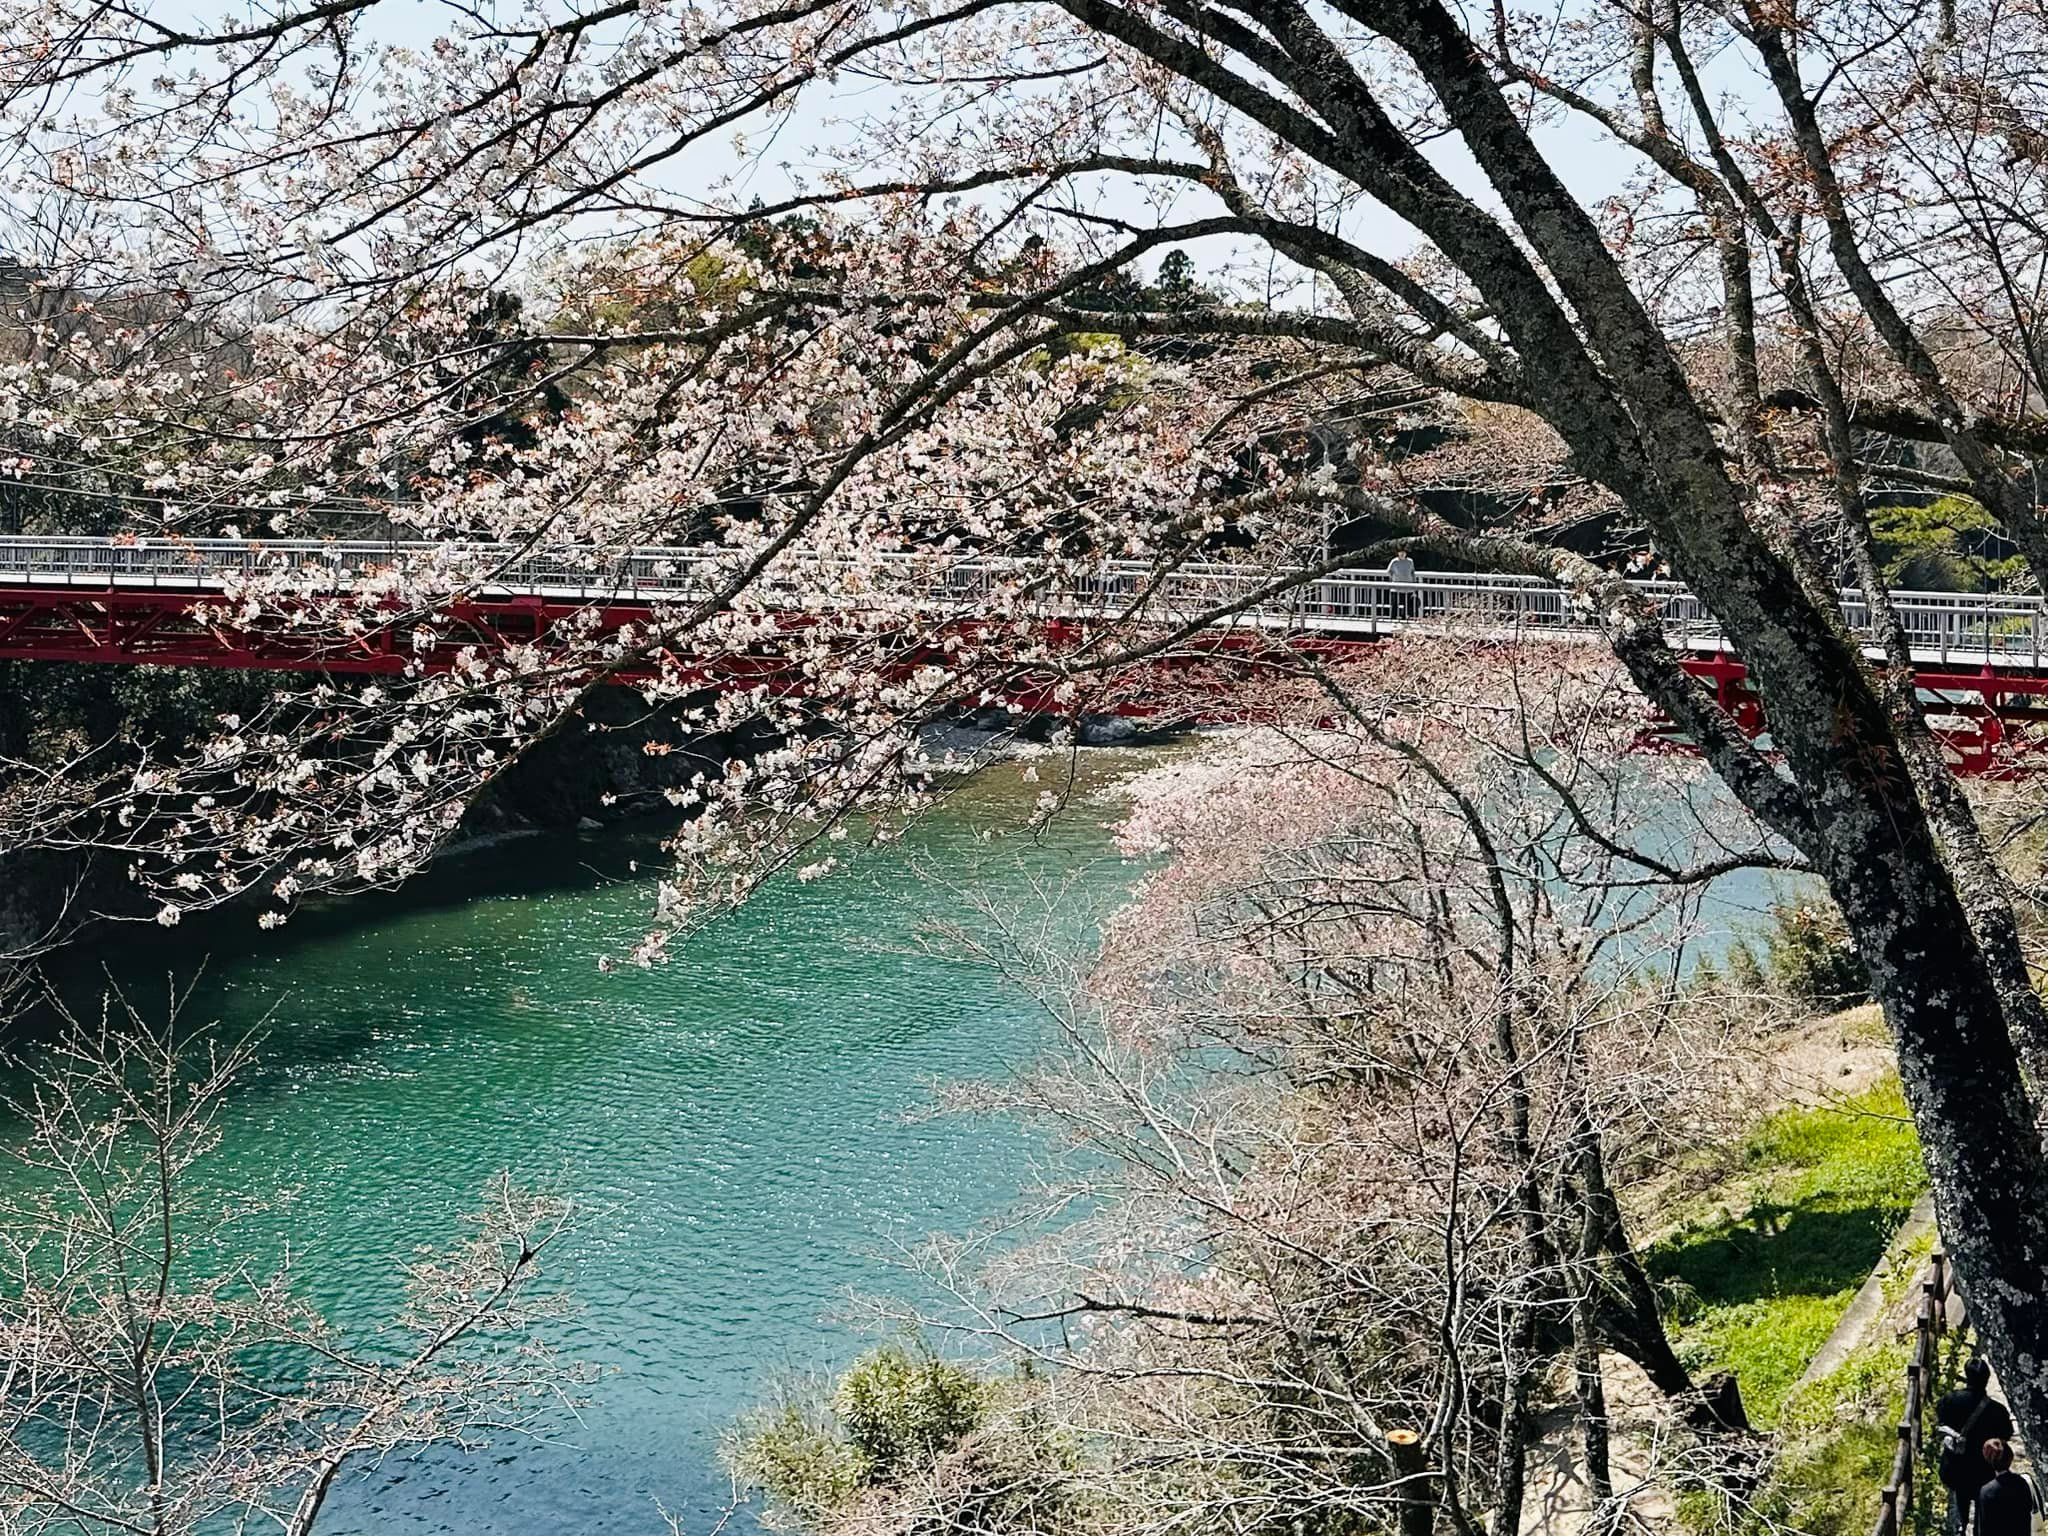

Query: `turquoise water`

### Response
(35, 760, 1146, 1534)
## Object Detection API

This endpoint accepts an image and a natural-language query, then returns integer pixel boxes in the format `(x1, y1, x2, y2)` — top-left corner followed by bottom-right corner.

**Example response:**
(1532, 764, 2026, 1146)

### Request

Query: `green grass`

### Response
(1651, 1076, 1926, 1427)
(1679, 1353, 1909, 1536)
(1719, 1335, 1966, 1536)
(1749, 1396, 1908, 1536)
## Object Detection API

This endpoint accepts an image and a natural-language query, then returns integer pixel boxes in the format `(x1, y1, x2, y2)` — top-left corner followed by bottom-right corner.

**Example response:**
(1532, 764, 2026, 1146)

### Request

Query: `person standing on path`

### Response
(1942, 1359, 2016, 1536)
(1975, 1440, 2037, 1536)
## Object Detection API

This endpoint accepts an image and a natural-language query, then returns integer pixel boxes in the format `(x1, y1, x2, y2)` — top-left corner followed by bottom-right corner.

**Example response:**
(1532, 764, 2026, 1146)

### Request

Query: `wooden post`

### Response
(1387, 1428, 1435, 1536)
(1897, 1425, 1914, 1516)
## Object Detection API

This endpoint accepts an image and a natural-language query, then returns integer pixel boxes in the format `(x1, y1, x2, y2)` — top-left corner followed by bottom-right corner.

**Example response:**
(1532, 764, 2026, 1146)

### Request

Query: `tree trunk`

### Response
(1487, 1345, 1534, 1536)
(1560, 1081, 1711, 1423)
(1389, 1428, 1437, 1536)
(1571, 1308, 1612, 1509)
(1819, 824, 2048, 1448)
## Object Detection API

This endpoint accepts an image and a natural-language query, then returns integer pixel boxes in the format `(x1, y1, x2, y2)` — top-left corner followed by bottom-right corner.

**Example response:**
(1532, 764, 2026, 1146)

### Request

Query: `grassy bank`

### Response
(1650, 1074, 1927, 1427)
(1651, 1046, 1935, 1536)
(1738, 1337, 1920, 1536)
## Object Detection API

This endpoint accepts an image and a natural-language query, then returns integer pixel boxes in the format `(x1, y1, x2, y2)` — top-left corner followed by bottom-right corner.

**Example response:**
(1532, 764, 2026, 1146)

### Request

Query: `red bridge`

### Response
(1, 536, 2043, 773)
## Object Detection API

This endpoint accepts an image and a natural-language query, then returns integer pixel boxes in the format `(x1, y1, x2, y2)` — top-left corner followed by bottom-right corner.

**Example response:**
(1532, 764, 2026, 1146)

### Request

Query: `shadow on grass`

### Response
(1653, 1199, 1905, 1311)
(1647, 1078, 1926, 1424)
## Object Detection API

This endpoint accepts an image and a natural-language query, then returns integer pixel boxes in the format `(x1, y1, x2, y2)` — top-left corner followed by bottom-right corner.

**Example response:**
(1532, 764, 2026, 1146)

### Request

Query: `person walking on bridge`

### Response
(1941, 1359, 2016, 1535)
(1974, 1439, 2037, 1536)
(1386, 549, 1419, 621)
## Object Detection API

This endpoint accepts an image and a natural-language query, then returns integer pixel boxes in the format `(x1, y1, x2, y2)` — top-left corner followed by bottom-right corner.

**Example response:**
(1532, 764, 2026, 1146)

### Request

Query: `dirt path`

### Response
(1761, 1004, 1893, 1107)
(1517, 1357, 1676, 1536)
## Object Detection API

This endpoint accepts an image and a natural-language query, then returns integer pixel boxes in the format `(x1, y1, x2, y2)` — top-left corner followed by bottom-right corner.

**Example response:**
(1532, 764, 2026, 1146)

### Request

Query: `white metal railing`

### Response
(0, 535, 2039, 669)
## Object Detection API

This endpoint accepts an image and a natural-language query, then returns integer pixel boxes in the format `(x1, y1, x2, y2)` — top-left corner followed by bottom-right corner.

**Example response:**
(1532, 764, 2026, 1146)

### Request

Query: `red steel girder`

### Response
(8, 585, 2048, 774)
(1655, 655, 2048, 778)
(0, 588, 657, 678)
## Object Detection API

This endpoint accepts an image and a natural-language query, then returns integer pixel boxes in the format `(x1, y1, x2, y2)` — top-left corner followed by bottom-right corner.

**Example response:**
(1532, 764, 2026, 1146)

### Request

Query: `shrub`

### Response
(1685, 940, 1767, 1007)
(833, 1343, 988, 1478)
(1724, 939, 1766, 993)
(726, 1397, 867, 1528)
(1765, 898, 1869, 1008)
(729, 1344, 992, 1530)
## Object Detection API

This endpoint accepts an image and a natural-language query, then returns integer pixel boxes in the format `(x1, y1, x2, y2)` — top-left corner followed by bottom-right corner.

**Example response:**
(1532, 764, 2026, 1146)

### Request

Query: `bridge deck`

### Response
(0, 535, 2043, 674)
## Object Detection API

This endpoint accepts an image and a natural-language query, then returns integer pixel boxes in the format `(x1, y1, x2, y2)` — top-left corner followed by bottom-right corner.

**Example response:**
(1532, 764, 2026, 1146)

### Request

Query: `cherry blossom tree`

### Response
(0, 220, 1270, 971)
(743, 647, 1792, 1536)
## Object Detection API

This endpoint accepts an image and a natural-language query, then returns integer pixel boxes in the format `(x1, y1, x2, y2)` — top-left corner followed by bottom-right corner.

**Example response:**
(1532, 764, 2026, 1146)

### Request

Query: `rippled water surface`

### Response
(46, 760, 1149, 1534)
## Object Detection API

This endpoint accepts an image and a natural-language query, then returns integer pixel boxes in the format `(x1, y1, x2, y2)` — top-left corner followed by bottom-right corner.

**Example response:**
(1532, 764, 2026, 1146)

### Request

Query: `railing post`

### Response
(1898, 1424, 1913, 1515)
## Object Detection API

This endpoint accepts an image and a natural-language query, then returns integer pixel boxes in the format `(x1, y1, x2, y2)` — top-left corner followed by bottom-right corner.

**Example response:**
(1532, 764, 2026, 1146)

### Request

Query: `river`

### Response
(14, 743, 1794, 1535)
(27, 755, 1150, 1535)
